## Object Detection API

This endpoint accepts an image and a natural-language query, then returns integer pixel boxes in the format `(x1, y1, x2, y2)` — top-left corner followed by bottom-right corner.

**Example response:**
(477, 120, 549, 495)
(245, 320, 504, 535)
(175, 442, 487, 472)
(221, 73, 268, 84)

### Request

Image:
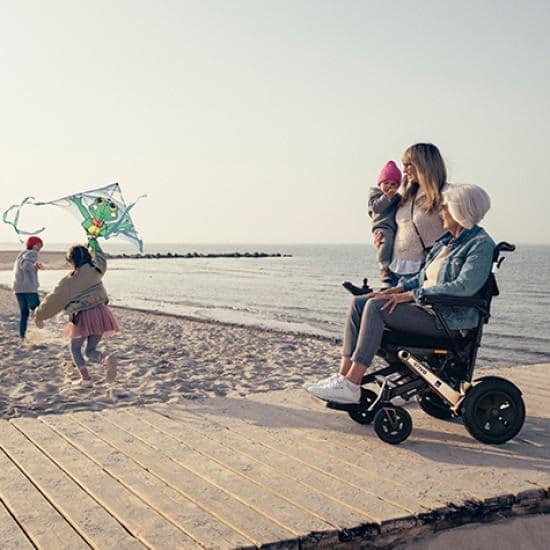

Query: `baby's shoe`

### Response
(379, 267, 393, 286)
(103, 354, 118, 383)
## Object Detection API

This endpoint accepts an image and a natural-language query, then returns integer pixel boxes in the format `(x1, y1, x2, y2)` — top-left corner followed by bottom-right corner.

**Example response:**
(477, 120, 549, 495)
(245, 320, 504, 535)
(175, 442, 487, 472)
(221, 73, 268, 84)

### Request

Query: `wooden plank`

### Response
(40, 413, 252, 549)
(153, 402, 427, 519)
(109, 407, 366, 529)
(11, 417, 196, 549)
(0, 498, 34, 550)
(2, 419, 143, 550)
(70, 410, 296, 545)
(0, 423, 88, 549)
(232, 390, 461, 505)
(157, 394, 550, 507)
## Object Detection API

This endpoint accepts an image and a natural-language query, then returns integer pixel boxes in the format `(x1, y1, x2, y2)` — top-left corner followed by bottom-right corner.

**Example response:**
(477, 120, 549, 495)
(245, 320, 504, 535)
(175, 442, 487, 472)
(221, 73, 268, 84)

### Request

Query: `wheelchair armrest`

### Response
(420, 294, 487, 308)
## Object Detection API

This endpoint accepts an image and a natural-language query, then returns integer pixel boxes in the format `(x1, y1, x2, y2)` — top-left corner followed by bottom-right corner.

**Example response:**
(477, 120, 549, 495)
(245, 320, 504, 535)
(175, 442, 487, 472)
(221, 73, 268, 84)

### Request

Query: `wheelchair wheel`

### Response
(461, 378, 525, 444)
(347, 388, 379, 425)
(373, 406, 412, 444)
(417, 390, 454, 420)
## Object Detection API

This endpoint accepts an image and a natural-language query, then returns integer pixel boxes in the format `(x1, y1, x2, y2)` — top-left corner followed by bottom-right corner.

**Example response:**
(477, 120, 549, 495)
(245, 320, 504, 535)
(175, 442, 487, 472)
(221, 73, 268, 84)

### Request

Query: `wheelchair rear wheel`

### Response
(373, 406, 412, 444)
(417, 390, 454, 420)
(461, 378, 525, 444)
(347, 388, 379, 425)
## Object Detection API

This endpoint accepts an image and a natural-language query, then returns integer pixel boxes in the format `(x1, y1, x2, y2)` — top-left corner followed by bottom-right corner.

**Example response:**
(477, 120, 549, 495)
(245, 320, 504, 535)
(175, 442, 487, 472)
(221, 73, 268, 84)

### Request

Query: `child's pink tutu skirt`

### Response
(64, 304, 119, 339)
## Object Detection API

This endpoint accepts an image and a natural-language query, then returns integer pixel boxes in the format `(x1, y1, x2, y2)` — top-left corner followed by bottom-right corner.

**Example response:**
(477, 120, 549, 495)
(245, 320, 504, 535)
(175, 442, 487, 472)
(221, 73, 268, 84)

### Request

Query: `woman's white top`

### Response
(422, 245, 452, 288)
(390, 190, 445, 276)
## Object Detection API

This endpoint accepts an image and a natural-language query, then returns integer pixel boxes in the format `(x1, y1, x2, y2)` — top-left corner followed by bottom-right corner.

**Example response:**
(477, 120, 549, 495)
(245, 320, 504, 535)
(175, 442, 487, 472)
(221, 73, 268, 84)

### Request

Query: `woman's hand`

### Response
(379, 286, 403, 295)
(373, 230, 384, 249)
(367, 286, 403, 300)
(371, 291, 414, 314)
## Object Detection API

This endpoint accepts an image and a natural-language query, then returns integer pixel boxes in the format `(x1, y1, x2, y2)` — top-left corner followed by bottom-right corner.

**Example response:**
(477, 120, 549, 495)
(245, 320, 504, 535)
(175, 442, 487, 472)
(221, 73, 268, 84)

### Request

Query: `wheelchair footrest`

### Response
(325, 401, 357, 412)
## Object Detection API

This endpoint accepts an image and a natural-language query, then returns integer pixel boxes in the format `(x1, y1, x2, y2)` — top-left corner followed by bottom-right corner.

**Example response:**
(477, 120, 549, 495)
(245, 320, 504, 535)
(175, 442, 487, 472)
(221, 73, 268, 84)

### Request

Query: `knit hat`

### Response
(25, 236, 44, 250)
(443, 184, 491, 229)
(377, 161, 402, 186)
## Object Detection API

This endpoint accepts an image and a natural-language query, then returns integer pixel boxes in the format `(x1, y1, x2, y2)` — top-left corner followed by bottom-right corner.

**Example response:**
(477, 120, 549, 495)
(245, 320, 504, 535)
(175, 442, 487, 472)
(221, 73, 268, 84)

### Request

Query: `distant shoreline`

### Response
(0, 249, 291, 270)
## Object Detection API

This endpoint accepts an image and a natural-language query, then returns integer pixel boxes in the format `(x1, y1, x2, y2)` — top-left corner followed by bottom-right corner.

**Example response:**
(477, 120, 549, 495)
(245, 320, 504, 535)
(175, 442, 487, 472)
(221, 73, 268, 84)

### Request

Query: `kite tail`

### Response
(2, 197, 45, 240)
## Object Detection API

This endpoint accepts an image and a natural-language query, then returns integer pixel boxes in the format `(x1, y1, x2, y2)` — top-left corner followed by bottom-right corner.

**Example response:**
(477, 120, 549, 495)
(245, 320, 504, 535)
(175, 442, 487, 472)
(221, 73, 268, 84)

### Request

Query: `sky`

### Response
(1, 0, 549, 245)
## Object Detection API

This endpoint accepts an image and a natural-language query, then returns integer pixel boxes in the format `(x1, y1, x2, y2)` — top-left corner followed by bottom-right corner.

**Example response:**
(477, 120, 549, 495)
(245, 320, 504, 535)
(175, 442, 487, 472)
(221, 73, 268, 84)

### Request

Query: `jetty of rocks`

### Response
(106, 251, 292, 259)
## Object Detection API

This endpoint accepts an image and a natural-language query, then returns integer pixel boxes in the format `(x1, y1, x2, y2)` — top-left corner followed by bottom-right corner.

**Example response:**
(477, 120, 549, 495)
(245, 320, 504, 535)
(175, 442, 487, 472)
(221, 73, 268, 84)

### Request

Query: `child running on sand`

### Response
(34, 237, 118, 387)
(368, 160, 402, 286)
(13, 236, 44, 339)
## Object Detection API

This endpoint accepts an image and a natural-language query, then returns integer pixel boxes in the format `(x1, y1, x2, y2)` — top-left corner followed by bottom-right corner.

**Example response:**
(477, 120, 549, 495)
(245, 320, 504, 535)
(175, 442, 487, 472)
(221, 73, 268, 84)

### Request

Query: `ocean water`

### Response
(1, 243, 549, 367)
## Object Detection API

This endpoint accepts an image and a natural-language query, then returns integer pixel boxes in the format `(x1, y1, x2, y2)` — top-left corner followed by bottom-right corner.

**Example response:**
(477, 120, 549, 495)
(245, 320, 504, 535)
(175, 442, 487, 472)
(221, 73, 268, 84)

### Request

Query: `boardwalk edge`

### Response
(253, 485, 550, 549)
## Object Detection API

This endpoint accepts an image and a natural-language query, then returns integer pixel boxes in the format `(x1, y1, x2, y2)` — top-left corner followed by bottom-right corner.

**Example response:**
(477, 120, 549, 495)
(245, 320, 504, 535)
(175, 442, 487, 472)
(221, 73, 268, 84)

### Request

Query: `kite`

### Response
(3, 183, 146, 252)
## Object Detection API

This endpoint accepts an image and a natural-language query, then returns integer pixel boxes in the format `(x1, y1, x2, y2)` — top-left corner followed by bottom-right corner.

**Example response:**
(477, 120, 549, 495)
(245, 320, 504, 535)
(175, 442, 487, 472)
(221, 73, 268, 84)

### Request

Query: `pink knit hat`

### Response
(377, 160, 402, 186)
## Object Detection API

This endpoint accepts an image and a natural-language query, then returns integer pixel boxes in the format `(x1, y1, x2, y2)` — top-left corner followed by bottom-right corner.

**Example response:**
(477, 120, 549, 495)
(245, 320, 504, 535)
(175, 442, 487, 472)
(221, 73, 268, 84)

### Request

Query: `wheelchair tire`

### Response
(461, 378, 525, 444)
(347, 388, 379, 425)
(417, 390, 454, 420)
(373, 406, 412, 445)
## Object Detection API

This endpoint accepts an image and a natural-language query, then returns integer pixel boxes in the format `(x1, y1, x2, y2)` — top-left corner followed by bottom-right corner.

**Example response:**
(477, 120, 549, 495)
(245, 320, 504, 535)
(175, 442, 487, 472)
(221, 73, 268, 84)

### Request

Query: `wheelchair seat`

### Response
(380, 327, 473, 349)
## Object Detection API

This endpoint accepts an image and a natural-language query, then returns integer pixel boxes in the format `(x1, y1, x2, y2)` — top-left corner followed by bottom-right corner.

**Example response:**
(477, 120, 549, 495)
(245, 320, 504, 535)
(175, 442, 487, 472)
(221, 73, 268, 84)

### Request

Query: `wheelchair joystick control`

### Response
(342, 278, 373, 296)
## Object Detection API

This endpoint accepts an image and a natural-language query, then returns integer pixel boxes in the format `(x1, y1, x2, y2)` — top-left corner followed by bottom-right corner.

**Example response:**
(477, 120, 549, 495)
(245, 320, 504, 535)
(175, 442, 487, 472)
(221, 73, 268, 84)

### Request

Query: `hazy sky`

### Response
(1, 0, 549, 245)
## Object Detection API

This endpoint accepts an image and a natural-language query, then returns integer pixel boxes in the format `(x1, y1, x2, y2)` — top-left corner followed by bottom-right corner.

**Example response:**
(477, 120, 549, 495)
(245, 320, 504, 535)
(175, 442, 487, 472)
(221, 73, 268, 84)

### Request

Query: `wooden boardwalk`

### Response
(0, 363, 549, 549)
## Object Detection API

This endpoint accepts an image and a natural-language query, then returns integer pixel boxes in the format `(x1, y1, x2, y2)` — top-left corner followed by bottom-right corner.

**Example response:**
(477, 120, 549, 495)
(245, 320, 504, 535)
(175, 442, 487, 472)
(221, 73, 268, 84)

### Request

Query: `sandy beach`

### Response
(0, 271, 342, 419)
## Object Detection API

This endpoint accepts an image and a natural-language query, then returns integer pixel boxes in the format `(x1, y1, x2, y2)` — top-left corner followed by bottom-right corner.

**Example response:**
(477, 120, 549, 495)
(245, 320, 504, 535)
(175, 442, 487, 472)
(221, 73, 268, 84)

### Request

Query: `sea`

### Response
(1, 242, 549, 368)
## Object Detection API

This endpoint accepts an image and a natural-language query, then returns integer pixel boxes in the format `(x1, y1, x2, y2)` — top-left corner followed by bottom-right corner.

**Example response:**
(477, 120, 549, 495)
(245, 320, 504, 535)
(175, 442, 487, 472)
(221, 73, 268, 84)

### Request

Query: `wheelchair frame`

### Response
(328, 242, 526, 445)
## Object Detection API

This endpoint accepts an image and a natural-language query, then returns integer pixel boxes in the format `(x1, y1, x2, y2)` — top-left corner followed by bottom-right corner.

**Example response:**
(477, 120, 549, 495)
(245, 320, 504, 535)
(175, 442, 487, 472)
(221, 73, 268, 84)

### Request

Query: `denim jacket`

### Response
(399, 226, 495, 330)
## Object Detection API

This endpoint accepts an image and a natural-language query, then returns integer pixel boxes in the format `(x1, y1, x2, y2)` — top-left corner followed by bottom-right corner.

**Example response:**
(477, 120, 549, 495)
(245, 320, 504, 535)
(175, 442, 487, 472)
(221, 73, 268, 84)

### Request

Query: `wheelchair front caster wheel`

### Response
(373, 406, 412, 444)
(347, 388, 379, 425)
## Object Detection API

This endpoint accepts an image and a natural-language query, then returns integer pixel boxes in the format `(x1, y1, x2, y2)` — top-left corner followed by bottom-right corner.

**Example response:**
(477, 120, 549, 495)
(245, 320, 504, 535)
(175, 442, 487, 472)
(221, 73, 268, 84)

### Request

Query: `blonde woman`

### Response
(374, 143, 447, 285)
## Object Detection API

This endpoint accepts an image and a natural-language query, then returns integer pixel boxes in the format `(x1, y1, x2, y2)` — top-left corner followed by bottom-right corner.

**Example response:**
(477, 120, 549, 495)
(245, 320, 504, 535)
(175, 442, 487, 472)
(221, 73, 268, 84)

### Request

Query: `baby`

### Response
(368, 160, 402, 286)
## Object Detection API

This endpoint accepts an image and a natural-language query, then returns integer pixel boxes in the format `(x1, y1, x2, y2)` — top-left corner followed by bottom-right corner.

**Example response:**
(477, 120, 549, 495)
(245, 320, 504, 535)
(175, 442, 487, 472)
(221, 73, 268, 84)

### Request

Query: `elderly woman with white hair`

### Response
(307, 183, 495, 404)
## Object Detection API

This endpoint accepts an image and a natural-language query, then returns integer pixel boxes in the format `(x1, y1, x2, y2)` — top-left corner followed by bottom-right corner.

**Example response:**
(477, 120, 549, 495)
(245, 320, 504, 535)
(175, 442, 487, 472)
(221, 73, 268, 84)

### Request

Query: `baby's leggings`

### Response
(70, 335, 103, 368)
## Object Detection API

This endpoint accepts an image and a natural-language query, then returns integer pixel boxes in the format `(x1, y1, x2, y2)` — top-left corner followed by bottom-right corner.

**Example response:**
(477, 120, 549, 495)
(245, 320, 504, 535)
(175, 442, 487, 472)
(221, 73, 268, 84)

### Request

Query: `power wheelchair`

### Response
(331, 242, 525, 445)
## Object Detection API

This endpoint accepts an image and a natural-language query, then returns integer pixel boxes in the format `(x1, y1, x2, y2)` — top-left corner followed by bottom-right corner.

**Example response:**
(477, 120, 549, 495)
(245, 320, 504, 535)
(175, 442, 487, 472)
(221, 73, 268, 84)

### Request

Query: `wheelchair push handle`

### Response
(493, 241, 515, 268)
(495, 241, 515, 253)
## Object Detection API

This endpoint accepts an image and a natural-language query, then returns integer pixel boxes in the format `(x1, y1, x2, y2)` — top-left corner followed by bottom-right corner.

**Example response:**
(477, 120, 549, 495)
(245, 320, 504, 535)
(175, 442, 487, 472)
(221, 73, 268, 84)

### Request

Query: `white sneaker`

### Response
(72, 378, 93, 388)
(304, 372, 341, 391)
(307, 376, 361, 404)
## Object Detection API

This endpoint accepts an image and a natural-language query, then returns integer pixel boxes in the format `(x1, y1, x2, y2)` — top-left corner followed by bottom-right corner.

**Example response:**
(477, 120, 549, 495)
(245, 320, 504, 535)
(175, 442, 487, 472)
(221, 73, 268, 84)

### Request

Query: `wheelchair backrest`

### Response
(475, 241, 515, 322)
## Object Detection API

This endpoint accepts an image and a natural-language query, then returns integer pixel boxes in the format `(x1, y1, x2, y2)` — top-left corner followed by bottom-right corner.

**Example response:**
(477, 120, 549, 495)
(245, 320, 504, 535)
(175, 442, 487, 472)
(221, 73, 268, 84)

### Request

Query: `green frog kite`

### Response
(70, 195, 137, 251)
(3, 183, 145, 252)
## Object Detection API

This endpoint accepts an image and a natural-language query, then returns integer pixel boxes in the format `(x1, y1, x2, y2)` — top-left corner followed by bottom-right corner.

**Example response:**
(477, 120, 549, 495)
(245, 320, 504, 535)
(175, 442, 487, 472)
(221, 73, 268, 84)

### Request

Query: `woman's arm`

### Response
(400, 272, 423, 292)
(413, 238, 494, 300)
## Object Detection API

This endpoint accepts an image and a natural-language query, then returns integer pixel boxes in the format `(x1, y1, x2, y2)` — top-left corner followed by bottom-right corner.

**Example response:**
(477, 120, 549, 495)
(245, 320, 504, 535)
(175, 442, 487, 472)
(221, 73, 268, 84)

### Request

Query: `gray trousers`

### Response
(374, 227, 395, 267)
(343, 296, 447, 367)
(70, 335, 103, 368)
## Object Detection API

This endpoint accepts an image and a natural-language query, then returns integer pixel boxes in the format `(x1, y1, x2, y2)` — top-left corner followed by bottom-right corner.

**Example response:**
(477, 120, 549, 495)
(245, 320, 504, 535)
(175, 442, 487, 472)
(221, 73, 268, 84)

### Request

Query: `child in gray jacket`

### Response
(13, 236, 44, 338)
(368, 161, 402, 286)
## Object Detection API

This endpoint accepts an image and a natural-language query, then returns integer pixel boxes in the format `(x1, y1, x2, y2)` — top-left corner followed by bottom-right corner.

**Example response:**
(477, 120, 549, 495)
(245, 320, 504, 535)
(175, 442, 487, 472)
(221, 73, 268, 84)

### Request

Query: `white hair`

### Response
(443, 184, 491, 229)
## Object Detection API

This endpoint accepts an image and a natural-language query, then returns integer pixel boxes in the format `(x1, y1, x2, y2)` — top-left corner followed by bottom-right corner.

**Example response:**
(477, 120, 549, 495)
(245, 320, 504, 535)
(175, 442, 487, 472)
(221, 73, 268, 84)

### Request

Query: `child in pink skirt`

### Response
(34, 238, 118, 387)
